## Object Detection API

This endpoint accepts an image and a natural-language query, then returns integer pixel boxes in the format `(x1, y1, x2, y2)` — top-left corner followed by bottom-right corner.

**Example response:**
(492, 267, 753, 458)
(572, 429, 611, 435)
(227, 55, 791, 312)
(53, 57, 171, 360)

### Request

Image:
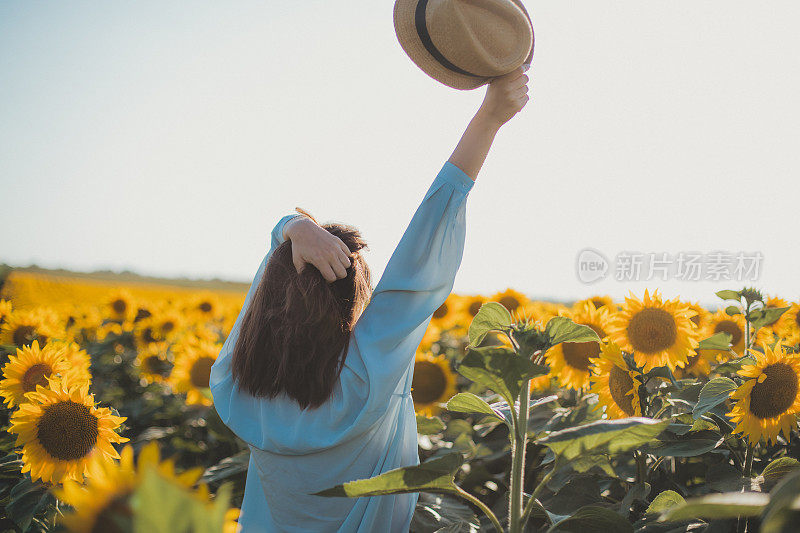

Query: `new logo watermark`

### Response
(576, 249, 763, 284)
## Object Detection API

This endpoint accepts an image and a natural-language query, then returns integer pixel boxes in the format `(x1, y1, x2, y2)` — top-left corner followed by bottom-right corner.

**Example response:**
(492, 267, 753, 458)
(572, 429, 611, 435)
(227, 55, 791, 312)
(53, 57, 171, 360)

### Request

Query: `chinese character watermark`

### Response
(575, 249, 763, 284)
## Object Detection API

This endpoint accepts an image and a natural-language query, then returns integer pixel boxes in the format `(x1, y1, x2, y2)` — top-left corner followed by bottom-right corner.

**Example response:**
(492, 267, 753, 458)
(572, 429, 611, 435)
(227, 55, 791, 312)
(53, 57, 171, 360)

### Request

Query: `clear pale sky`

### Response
(2, 1, 799, 306)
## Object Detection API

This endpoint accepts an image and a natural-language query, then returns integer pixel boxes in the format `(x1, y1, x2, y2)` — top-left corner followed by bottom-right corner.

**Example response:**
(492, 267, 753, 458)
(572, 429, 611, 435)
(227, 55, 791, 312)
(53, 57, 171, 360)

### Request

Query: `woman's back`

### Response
(210, 160, 476, 532)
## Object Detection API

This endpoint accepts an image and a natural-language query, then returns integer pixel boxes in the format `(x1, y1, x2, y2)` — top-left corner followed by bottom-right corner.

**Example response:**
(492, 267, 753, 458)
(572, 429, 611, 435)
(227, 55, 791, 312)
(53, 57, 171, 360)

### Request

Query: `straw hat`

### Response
(393, 0, 534, 90)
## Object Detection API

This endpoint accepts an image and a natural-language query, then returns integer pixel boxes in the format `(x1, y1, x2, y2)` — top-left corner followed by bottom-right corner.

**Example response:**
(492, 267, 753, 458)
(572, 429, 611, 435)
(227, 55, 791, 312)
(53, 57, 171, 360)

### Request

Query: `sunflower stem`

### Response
(509, 378, 531, 533)
(520, 463, 557, 530)
(744, 301, 752, 352)
(635, 450, 647, 484)
(454, 486, 504, 533)
(736, 443, 755, 533)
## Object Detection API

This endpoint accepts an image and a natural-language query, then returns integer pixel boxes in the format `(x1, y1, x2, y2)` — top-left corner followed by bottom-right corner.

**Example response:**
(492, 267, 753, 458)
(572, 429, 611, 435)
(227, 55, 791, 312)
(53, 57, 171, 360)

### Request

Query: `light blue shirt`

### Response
(210, 161, 475, 532)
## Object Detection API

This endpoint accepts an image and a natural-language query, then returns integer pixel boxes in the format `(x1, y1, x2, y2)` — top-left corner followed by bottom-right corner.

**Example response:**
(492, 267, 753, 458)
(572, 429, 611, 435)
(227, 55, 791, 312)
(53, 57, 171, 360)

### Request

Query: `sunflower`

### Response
(431, 294, 463, 333)
(0, 340, 73, 408)
(53, 440, 206, 532)
(524, 302, 560, 329)
(64, 306, 104, 344)
(760, 296, 795, 338)
(546, 301, 611, 391)
(154, 309, 184, 340)
(607, 289, 700, 373)
(105, 290, 136, 323)
(588, 342, 642, 419)
(0, 309, 57, 348)
(8, 374, 128, 484)
(729, 343, 800, 445)
(0, 299, 12, 326)
(462, 295, 487, 319)
(189, 293, 222, 321)
(411, 352, 457, 417)
(529, 373, 553, 392)
(169, 339, 221, 406)
(574, 295, 616, 311)
(677, 347, 720, 378)
(490, 288, 531, 321)
(48, 340, 93, 388)
(707, 310, 747, 355)
(135, 342, 172, 384)
(685, 302, 711, 330)
(133, 303, 153, 323)
(784, 302, 800, 339)
(417, 323, 442, 354)
(224, 508, 242, 533)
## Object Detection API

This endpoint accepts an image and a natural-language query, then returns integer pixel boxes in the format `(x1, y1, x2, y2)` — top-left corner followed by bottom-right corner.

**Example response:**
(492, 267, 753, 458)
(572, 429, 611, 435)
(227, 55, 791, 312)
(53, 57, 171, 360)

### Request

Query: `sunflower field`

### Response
(1, 268, 799, 532)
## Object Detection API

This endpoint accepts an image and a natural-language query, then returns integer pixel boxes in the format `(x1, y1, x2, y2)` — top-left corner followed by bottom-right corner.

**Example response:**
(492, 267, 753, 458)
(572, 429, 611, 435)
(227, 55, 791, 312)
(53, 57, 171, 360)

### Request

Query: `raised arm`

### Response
(351, 67, 531, 401)
(448, 66, 530, 180)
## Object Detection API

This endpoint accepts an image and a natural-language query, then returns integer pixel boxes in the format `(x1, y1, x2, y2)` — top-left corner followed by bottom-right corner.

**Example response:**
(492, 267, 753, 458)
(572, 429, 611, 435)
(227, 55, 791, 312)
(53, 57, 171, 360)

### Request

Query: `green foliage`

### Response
(762, 457, 800, 483)
(697, 332, 732, 350)
(645, 490, 685, 515)
(446, 393, 504, 424)
(537, 418, 670, 463)
(455, 346, 547, 406)
(313, 452, 464, 498)
(544, 317, 602, 347)
(692, 377, 737, 419)
(468, 303, 513, 348)
(133, 468, 231, 533)
(546, 505, 634, 533)
(416, 414, 447, 435)
(715, 289, 742, 301)
(658, 492, 768, 521)
(748, 306, 791, 330)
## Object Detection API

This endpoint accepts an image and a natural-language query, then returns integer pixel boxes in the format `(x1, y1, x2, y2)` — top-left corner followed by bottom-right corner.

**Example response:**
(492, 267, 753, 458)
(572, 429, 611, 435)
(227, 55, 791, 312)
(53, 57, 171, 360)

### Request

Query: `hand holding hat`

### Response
(393, 0, 534, 90)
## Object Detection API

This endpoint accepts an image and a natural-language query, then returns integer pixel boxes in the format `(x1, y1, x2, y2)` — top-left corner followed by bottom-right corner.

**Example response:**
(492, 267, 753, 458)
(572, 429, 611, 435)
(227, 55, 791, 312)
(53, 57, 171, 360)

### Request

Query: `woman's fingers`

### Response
(318, 262, 336, 283)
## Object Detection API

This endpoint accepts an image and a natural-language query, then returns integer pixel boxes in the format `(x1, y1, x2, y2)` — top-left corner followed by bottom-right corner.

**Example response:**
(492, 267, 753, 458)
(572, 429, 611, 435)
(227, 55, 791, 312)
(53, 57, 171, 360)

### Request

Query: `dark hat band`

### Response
(414, 0, 483, 78)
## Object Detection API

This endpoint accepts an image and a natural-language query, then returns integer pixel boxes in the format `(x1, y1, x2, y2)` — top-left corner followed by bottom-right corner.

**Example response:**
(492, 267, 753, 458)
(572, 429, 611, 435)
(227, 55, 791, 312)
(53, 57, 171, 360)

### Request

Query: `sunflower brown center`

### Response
(143, 356, 171, 376)
(91, 491, 134, 533)
(795, 309, 800, 328)
(161, 320, 175, 334)
(562, 325, 605, 371)
(626, 308, 677, 354)
(690, 314, 701, 327)
(609, 366, 635, 416)
(714, 320, 743, 348)
(134, 308, 151, 322)
(591, 299, 606, 308)
(36, 400, 99, 461)
(433, 303, 448, 319)
(499, 296, 519, 312)
(140, 327, 158, 344)
(468, 301, 483, 317)
(22, 363, 52, 392)
(198, 302, 213, 313)
(412, 361, 447, 404)
(748, 362, 798, 419)
(112, 299, 127, 314)
(190, 357, 215, 388)
(13, 325, 35, 347)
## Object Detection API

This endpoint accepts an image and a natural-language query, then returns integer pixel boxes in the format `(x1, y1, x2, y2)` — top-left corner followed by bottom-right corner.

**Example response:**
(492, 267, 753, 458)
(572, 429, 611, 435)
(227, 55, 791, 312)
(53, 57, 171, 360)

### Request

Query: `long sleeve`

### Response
(210, 214, 303, 398)
(351, 160, 475, 403)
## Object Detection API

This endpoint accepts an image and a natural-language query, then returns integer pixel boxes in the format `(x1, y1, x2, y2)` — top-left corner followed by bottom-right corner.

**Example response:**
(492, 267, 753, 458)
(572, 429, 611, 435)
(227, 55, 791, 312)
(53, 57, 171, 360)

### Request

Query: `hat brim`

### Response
(393, 0, 534, 91)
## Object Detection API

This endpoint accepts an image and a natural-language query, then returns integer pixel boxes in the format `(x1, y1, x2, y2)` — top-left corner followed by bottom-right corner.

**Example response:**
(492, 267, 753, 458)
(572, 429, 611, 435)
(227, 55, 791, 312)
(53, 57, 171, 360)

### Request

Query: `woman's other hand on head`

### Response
(476, 66, 530, 129)
(285, 218, 352, 283)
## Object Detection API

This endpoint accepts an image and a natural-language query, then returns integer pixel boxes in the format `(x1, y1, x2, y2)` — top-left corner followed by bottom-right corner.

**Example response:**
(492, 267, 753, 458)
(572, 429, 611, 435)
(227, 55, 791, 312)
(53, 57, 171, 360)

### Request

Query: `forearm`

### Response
(447, 110, 502, 182)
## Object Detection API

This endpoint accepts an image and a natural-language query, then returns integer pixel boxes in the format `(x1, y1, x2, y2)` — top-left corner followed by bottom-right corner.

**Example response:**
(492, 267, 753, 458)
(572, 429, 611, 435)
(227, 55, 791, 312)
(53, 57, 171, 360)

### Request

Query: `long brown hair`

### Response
(231, 213, 372, 410)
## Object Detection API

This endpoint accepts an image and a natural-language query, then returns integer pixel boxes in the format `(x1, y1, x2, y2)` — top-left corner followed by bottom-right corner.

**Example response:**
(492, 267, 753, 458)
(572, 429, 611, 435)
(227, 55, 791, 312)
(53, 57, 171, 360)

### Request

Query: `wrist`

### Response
(283, 215, 309, 240)
(472, 107, 503, 134)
